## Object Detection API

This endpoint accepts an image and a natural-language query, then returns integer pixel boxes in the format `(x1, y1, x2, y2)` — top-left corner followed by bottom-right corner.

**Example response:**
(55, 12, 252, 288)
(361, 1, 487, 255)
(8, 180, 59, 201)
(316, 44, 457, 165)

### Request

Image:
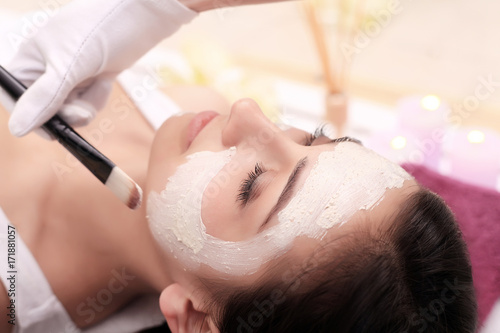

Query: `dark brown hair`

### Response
(204, 188, 477, 333)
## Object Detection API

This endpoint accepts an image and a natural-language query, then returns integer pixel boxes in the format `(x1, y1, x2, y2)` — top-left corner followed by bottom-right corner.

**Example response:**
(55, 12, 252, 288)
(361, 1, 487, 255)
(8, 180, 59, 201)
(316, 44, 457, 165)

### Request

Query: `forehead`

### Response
(276, 142, 413, 228)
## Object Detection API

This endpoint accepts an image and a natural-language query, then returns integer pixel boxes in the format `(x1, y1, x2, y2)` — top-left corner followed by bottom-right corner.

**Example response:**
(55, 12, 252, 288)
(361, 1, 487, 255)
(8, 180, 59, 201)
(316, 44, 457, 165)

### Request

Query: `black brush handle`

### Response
(0, 65, 114, 184)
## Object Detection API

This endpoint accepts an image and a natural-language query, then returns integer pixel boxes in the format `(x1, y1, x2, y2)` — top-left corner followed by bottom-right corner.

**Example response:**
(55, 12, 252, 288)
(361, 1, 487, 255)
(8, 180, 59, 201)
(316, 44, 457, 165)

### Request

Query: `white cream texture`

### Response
(147, 143, 412, 275)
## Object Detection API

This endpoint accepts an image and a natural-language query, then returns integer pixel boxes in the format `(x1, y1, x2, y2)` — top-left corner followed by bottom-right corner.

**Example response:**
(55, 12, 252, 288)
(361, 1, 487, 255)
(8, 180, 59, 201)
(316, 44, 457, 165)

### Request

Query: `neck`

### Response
(127, 210, 175, 293)
(107, 164, 175, 294)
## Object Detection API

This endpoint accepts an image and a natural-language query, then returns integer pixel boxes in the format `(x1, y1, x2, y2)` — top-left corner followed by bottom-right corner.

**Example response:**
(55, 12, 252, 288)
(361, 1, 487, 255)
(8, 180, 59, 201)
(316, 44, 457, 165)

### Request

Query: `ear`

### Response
(160, 283, 219, 333)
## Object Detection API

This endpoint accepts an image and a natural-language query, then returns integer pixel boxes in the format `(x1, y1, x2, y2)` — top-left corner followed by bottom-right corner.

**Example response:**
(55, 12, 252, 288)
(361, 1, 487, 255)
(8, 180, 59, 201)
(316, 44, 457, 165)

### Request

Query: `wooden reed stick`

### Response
(336, 0, 349, 89)
(303, 0, 339, 94)
(339, 0, 366, 88)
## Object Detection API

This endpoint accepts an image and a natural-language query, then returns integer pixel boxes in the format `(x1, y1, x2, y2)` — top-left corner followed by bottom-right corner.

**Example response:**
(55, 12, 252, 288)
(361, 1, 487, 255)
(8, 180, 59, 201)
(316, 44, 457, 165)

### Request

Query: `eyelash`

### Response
(304, 125, 327, 146)
(237, 162, 266, 206)
(304, 125, 361, 146)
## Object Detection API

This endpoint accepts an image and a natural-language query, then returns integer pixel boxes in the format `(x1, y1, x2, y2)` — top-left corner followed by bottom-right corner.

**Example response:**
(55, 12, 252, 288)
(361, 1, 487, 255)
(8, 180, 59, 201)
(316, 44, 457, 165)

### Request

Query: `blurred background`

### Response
(0, 0, 499, 331)
(1, 0, 499, 191)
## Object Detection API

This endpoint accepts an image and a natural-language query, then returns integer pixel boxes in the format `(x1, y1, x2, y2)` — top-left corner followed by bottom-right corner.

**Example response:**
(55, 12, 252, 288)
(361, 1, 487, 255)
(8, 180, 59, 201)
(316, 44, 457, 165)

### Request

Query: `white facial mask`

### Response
(148, 142, 412, 275)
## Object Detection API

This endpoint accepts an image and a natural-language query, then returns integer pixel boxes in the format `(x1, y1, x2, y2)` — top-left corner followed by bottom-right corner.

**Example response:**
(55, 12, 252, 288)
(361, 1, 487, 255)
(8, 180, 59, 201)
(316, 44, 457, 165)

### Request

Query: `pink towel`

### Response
(403, 164, 500, 324)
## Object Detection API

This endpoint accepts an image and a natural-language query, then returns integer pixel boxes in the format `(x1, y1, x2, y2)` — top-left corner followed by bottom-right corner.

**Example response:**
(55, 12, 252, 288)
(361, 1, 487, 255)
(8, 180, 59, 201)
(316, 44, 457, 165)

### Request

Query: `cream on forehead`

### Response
(147, 143, 412, 276)
(278, 142, 412, 232)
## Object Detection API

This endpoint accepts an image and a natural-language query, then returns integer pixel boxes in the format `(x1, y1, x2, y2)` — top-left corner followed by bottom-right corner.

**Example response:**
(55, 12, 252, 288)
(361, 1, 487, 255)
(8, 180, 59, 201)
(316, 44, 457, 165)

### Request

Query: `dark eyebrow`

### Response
(326, 136, 363, 146)
(257, 136, 361, 231)
(259, 157, 308, 231)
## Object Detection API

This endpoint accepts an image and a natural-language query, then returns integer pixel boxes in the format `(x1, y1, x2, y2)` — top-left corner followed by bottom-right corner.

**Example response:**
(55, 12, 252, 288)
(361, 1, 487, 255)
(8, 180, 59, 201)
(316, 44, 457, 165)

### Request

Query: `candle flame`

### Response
(391, 136, 407, 150)
(421, 95, 440, 111)
(467, 130, 485, 144)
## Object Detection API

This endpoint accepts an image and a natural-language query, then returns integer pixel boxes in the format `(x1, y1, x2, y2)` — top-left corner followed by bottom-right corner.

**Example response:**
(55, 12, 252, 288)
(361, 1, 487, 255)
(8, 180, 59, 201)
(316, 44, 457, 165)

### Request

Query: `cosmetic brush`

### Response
(0, 65, 142, 210)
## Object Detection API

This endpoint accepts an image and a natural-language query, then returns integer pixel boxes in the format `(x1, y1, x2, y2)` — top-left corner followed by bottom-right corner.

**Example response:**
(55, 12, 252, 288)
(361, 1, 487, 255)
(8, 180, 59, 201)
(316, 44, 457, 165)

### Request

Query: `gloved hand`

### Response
(7, 0, 197, 137)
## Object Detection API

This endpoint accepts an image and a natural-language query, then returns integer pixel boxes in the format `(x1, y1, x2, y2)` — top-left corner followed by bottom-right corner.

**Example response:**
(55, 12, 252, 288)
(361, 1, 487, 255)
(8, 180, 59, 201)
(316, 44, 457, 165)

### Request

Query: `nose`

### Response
(221, 98, 280, 148)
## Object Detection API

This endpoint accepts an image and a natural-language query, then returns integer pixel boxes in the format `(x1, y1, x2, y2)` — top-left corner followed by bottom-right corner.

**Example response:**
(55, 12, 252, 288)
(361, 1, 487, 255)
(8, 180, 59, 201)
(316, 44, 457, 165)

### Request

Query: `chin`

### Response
(146, 116, 191, 195)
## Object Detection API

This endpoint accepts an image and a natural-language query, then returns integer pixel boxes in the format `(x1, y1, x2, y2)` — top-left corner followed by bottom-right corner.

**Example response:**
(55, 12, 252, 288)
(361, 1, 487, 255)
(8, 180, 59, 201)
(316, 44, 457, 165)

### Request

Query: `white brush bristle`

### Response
(105, 167, 143, 209)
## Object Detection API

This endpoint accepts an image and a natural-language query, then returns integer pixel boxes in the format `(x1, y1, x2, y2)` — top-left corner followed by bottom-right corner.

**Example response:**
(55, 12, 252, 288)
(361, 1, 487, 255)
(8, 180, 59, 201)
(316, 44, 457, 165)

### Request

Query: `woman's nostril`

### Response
(223, 98, 277, 147)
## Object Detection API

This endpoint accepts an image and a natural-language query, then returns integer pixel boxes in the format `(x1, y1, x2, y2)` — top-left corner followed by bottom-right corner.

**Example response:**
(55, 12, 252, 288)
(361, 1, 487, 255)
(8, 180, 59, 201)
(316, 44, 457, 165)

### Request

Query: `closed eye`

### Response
(237, 163, 266, 207)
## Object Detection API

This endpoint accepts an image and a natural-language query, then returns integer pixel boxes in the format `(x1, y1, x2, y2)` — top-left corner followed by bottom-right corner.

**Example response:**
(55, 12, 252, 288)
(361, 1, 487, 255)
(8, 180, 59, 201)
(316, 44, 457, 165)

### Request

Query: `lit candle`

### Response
(396, 95, 449, 169)
(445, 128, 500, 189)
(365, 130, 421, 166)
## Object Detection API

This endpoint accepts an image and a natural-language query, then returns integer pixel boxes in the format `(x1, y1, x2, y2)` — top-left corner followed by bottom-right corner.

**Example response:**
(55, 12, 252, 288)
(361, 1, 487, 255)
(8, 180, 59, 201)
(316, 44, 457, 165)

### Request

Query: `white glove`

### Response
(7, 0, 197, 137)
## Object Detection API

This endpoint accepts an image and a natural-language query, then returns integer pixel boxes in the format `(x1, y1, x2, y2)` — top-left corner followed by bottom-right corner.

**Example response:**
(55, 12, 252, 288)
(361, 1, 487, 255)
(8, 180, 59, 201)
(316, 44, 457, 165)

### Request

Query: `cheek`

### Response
(147, 148, 239, 270)
(147, 113, 203, 192)
(201, 196, 235, 241)
(201, 160, 248, 242)
(146, 156, 184, 195)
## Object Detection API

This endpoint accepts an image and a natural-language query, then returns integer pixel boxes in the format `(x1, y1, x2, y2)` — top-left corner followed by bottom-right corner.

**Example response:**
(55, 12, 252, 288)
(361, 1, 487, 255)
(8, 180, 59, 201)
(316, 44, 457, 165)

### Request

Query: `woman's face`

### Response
(145, 98, 416, 280)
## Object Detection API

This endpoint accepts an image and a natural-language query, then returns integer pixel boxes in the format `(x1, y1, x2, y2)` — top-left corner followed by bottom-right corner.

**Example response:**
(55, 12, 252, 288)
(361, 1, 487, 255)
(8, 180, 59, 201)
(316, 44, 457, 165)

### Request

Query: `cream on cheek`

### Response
(147, 143, 412, 276)
(147, 148, 236, 263)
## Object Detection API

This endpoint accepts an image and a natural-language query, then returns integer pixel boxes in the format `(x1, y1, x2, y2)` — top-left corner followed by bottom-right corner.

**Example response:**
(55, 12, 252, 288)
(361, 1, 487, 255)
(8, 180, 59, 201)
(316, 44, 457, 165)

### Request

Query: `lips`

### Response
(186, 110, 219, 147)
